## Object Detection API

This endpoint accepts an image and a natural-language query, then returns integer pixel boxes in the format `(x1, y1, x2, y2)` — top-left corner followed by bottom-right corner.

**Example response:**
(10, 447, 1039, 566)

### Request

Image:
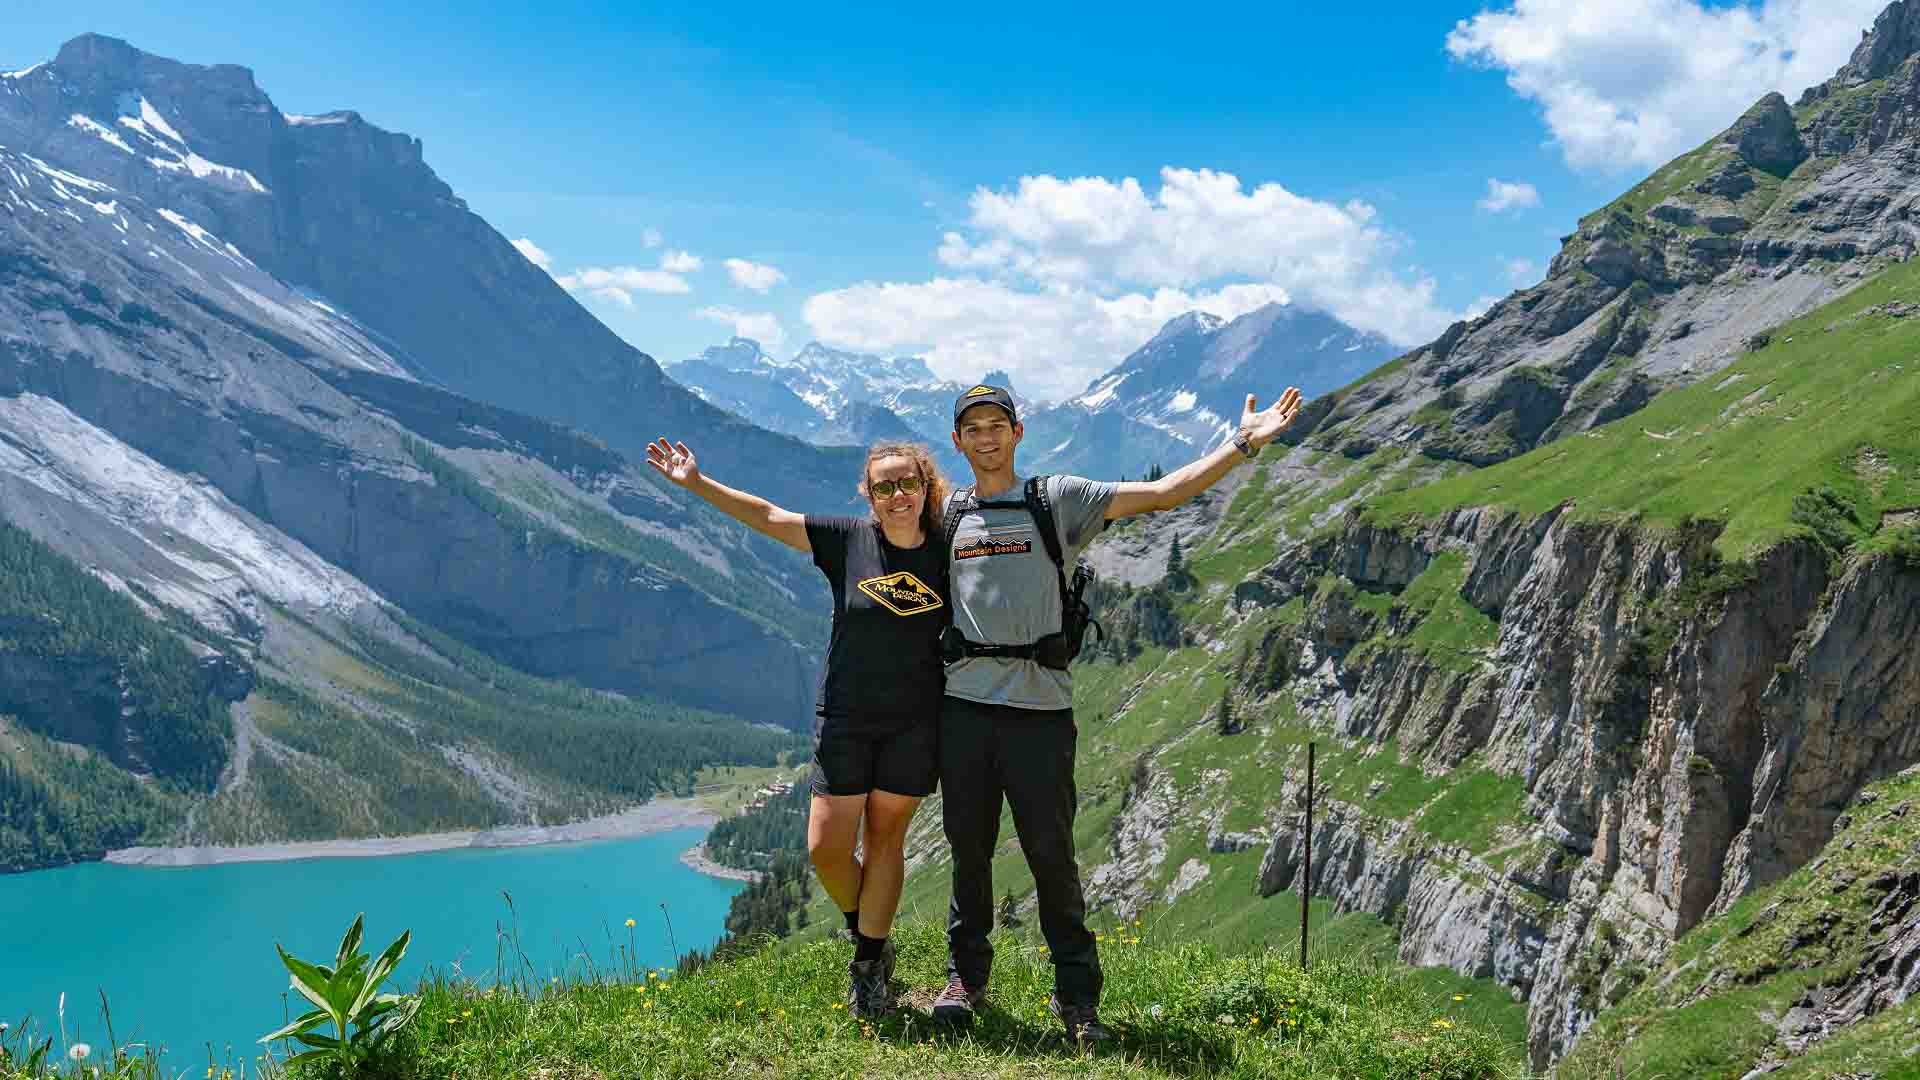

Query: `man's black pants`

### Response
(941, 695, 1102, 1006)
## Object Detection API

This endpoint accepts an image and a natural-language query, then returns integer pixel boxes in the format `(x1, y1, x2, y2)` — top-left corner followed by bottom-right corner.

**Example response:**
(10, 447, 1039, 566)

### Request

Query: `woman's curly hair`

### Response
(857, 442, 951, 538)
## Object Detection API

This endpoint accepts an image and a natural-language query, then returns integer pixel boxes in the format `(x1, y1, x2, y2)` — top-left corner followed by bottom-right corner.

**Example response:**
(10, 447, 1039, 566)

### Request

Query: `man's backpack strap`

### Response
(941, 487, 972, 563)
(1023, 475, 1067, 574)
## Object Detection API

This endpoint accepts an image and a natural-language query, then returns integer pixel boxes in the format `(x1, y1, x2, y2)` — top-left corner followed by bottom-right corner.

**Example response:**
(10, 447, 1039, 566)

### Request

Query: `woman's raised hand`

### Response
(644, 436, 701, 487)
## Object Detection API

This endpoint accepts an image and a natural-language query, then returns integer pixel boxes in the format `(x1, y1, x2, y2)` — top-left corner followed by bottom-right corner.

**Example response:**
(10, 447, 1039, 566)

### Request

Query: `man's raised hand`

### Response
(645, 436, 701, 487)
(1241, 387, 1305, 449)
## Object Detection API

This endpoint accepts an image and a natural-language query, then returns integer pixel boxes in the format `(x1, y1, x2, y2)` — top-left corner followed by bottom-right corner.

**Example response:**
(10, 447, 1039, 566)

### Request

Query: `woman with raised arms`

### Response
(645, 436, 949, 1019)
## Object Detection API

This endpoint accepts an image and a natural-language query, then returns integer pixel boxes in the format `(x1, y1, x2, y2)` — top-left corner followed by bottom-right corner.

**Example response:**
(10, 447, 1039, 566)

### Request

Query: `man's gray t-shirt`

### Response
(944, 473, 1115, 711)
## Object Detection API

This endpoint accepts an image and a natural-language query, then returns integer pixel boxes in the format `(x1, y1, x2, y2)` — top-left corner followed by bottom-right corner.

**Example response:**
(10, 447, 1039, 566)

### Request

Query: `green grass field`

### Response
(1367, 257, 1920, 560)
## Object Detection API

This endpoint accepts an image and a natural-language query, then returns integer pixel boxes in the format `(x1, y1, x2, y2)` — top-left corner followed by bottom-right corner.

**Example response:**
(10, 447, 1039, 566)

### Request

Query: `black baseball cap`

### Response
(953, 383, 1017, 428)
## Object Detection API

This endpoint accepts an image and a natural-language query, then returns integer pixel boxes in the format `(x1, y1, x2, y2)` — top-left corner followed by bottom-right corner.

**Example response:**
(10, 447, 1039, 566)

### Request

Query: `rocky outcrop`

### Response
(1221, 506, 1920, 1069)
(1724, 93, 1808, 176)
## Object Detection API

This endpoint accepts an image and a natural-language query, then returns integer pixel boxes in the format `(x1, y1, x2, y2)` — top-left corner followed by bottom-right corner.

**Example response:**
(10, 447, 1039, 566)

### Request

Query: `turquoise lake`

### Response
(0, 826, 741, 1066)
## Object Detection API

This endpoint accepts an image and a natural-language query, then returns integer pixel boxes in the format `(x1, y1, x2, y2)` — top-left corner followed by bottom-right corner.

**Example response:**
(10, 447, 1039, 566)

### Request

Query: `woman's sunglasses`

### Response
(869, 476, 924, 499)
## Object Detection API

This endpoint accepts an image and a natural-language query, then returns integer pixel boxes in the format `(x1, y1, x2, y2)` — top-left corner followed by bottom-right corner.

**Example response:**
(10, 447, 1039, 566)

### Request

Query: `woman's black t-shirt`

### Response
(805, 516, 948, 733)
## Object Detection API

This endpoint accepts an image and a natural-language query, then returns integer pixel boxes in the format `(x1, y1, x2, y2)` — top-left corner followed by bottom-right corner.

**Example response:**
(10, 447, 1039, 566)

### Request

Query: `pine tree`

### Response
(1216, 685, 1236, 736)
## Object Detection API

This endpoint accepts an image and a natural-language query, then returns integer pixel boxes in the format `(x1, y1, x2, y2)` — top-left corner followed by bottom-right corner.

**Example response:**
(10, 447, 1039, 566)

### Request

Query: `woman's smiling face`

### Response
(866, 454, 926, 529)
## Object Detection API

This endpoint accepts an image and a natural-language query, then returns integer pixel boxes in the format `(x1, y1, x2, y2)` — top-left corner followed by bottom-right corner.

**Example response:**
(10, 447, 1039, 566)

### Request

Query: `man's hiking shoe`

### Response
(931, 975, 987, 1025)
(848, 939, 896, 1019)
(1050, 996, 1113, 1045)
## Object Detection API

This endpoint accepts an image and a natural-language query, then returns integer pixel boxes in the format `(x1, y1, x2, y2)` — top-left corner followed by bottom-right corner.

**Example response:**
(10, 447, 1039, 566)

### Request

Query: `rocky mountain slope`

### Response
(809, 6, 1920, 1076)
(0, 35, 821, 867)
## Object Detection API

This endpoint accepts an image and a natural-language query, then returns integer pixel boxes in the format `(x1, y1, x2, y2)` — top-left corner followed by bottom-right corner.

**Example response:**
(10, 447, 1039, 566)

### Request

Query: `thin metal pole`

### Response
(1300, 741, 1314, 970)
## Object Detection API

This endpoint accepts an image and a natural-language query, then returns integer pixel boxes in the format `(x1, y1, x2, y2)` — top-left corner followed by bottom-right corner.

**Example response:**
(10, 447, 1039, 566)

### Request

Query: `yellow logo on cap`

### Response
(964, 385, 997, 397)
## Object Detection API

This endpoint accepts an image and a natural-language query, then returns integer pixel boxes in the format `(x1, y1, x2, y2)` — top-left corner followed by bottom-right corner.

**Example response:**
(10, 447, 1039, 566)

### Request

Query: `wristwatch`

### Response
(1232, 430, 1257, 459)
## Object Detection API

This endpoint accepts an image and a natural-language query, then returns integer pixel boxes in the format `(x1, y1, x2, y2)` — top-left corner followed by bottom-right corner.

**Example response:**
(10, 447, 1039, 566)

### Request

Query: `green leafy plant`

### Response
(261, 914, 418, 1069)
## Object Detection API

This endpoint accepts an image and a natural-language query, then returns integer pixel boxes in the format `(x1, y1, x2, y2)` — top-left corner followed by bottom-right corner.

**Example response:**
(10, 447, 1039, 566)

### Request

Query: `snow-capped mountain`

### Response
(672, 305, 1398, 483)
(668, 340, 1014, 465)
(0, 34, 837, 725)
(1020, 303, 1399, 478)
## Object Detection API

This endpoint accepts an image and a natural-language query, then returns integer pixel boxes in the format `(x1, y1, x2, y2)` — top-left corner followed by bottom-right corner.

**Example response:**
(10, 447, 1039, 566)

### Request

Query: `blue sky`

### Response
(8, 1, 1890, 399)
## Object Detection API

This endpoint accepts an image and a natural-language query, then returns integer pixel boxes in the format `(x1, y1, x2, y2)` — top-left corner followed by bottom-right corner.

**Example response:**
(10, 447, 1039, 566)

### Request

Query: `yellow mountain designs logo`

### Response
(964, 385, 997, 397)
(857, 571, 944, 616)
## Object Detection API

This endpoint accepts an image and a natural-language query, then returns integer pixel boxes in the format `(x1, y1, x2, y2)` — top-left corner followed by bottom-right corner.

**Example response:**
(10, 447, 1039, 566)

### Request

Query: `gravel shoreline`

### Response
(104, 799, 720, 868)
(678, 842, 763, 883)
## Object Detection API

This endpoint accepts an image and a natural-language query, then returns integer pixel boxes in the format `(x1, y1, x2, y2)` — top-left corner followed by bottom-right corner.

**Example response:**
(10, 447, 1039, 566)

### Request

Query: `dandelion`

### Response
(832, 1003, 844, 1010)
(1452, 993, 1468, 1001)
(625, 918, 637, 928)
(643, 1001, 653, 1011)
(649, 971, 659, 980)
(1432, 1019, 1454, 1030)
(68, 1044, 90, 1062)
(446, 1017, 460, 1026)
(462, 1009, 473, 1018)
(735, 999, 745, 1007)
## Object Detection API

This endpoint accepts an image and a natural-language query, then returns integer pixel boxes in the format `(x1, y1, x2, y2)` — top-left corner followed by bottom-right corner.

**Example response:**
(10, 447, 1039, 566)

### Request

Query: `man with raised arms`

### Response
(930, 382, 1303, 1043)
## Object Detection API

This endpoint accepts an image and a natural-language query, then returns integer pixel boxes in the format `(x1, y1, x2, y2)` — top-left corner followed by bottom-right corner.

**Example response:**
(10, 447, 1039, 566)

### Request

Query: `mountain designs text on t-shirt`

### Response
(953, 523, 1036, 561)
(856, 571, 943, 616)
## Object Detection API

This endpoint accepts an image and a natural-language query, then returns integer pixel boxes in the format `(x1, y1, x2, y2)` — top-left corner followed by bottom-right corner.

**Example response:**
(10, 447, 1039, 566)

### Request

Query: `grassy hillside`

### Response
(1367, 256, 1920, 560)
(319, 923, 1516, 1079)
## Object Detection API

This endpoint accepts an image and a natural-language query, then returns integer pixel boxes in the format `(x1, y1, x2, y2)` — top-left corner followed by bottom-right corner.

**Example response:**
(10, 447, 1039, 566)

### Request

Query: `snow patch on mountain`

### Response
(1166, 390, 1197, 413)
(109, 91, 268, 193)
(66, 114, 134, 154)
(0, 394, 383, 630)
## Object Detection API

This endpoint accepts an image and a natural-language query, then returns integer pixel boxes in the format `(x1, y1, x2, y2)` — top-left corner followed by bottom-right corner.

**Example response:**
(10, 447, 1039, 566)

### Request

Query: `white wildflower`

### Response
(68, 1042, 91, 1061)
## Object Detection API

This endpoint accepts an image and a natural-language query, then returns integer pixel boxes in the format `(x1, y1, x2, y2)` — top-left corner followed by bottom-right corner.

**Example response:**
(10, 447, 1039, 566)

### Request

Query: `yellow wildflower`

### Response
(625, 918, 637, 928)
(1452, 994, 1467, 1001)
(462, 1009, 473, 1018)
(643, 1001, 653, 1011)
(1432, 1019, 1454, 1030)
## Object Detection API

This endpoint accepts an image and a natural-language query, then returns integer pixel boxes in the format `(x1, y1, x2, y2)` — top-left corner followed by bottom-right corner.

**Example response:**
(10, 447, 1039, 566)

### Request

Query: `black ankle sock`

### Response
(843, 910, 860, 934)
(854, 931, 886, 964)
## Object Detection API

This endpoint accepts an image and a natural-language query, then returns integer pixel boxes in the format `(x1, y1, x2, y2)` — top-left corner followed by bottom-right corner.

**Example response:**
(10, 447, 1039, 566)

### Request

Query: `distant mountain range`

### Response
(669, 303, 1398, 483)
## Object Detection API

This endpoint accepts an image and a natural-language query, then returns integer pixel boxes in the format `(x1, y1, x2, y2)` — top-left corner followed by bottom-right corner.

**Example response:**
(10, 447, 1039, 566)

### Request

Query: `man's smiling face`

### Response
(953, 404, 1022, 473)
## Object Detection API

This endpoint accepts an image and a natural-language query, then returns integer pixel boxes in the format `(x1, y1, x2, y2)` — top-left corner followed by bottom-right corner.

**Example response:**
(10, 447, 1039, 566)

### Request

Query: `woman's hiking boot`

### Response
(1049, 995, 1113, 1045)
(847, 938, 896, 1019)
(931, 974, 987, 1025)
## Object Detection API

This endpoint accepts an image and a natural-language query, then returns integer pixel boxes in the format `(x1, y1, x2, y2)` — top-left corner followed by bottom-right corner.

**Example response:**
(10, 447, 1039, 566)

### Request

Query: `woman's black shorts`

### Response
(810, 714, 938, 798)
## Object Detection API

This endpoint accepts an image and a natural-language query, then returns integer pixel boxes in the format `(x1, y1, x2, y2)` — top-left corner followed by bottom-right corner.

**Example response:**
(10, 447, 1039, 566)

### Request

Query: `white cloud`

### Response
(697, 305, 786, 348)
(659, 249, 703, 273)
(642, 228, 663, 249)
(1448, 0, 1887, 171)
(512, 237, 552, 270)
(1478, 178, 1541, 213)
(803, 278, 1294, 401)
(555, 266, 692, 307)
(1502, 256, 1539, 283)
(805, 166, 1462, 399)
(725, 257, 787, 292)
(1463, 294, 1505, 320)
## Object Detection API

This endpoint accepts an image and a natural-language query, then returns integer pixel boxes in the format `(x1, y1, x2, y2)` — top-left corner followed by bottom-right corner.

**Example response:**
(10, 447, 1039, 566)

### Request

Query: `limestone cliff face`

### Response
(1212, 510, 1920, 1069)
